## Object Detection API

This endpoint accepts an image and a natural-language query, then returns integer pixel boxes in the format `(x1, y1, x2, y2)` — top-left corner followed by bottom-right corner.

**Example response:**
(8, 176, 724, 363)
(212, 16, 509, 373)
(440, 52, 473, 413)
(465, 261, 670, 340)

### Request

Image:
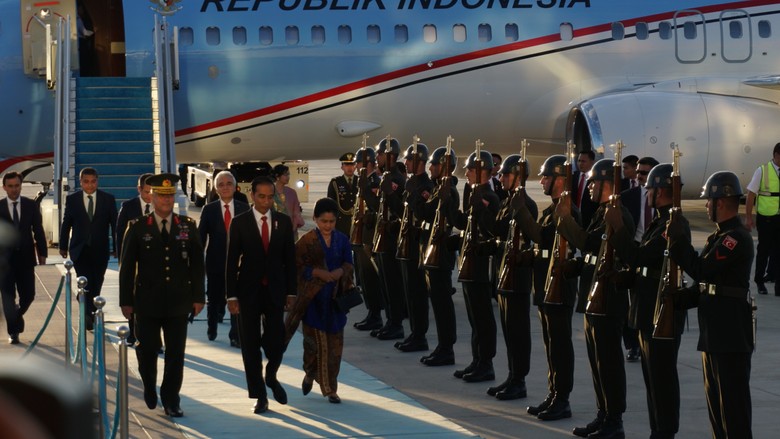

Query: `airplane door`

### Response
(719, 10, 752, 63)
(20, 0, 77, 77)
(674, 10, 706, 64)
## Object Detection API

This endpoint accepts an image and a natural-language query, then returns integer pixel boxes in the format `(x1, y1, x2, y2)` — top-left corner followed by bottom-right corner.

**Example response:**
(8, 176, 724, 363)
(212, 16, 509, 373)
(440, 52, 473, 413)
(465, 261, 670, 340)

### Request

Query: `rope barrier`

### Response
(22, 276, 64, 357)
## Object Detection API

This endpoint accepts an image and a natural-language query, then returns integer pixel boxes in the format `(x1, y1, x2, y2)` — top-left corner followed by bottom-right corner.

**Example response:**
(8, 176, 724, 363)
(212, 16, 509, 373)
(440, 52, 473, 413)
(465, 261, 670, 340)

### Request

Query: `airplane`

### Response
(2, 0, 780, 198)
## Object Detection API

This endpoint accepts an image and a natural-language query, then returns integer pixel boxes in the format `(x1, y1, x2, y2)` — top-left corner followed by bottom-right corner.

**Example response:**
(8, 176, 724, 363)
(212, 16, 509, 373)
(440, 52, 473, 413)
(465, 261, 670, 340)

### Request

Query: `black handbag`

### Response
(333, 286, 364, 314)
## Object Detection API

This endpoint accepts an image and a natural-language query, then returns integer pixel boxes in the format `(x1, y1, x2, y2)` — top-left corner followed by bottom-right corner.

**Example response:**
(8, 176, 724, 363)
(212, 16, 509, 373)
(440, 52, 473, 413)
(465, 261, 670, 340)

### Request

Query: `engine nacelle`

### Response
(567, 90, 780, 198)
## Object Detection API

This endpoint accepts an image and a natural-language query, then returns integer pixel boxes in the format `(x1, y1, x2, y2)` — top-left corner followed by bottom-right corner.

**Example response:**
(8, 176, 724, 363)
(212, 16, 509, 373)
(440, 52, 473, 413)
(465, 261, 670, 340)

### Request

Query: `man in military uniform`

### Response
(607, 163, 689, 439)
(327, 152, 359, 236)
(745, 142, 780, 296)
(667, 171, 754, 439)
(556, 158, 635, 438)
(517, 154, 580, 420)
(119, 173, 205, 418)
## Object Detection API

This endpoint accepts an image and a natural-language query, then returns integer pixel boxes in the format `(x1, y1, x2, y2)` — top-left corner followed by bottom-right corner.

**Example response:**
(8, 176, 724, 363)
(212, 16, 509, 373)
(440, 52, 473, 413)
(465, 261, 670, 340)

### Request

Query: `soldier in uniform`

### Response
(395, 143, 434, 352)
(556, 158, 635, 438)
(419, 145, 460, 366)
(327, 152, 359, 237)
(607, 163, 689, 439)
(452, 149, 501, 383)
(666, 171, 754, 439)
(119, 173, 205, 418)
(351, 147, 385, 331)
(517, 155, 579, 420)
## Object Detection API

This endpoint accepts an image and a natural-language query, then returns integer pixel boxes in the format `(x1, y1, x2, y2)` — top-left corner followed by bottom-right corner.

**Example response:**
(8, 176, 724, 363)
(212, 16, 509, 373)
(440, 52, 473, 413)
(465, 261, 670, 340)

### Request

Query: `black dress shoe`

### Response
(453, 361, 477, 379)
(354, 316, 383, 331)
(394, 336, 413, 349)
(164, 405, 184, 417)
(125, 335, 136, 346)
(302, 376, 313, 396)
(487, 378, 510, 397)
(420, 346, 440, 362)
(376, 325, 404, 340)
(328, 394, 341, 404)
(757, 282, 768, 295)
(422, 350, 455, 366)
(207, 325, 217, 341)
(267, 380, 288, 405)
(253, 398, 269, 414)
(370, 322, 391, 337)
(230, 338, 241, 348)
(573, 411, 605, 437)
(462, 363, 495, 383)
(396, 338, 428, 352)
(527, 393, 554, 415)
(496, 382, 527, 400)
(625, 347, 640, 362)
(587, 417, 624, 439)
(537, 397, 572, 421)
(8, 334, 19, 345)
(143, 385, 158, 409)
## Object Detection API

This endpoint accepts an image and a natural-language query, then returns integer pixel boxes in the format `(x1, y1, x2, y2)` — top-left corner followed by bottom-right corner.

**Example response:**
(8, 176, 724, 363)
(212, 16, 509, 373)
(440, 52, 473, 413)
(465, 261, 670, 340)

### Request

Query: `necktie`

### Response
(161, 218, 169, 243)
(261, 216, 269, 252)
(631, 180, 637, 188)
(87, 195, 94, 221)
(576, 173, 585, 207)
(644, 196, 653, 232)
(224, 204, 231, 232)
(144, 203, 150, 215)
(12, 201, 19, 227)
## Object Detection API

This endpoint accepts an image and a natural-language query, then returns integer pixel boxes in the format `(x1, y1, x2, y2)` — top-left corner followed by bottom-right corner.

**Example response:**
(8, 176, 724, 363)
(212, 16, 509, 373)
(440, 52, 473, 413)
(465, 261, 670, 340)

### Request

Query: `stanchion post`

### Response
(77, 276, 88, 376)
(94, 296, 107, 439)
(64, 259, 73, 366)
(116, 325, 130, 439)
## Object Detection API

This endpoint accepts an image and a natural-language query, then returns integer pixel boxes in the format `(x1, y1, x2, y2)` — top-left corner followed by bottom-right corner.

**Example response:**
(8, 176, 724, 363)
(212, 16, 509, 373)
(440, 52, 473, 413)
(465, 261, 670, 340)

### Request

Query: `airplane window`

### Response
(312, 25, 325, 45)
(179, 27, 194, 46)
(658, 21, 672, 40)
(683, 21, 697, 39)
(611, 22, 624, 40)
(423, 24, 437, 43)
(559, 23, 573, 41)
(339, 25, 352, 44)
(505, 23, 518, 42)
(286, 26, 299, 45)
(453, 24, 466, 43)
(233, 26, 247, 46)
(478, 24, 492, 42)
(729, 21, 743, 39)
(206, 27, 220, 46)
(367, 25, 381, 44)
(259, 26, 273, 45)
(635, 22, 649, 40)
(395, 25, 408, 43)
(758, 20, 771, 38)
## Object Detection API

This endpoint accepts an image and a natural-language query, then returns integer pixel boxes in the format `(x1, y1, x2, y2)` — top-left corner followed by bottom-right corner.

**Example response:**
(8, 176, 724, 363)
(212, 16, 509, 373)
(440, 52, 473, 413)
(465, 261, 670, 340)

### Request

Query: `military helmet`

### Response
(538, 155, 567, 177)
(355, 147, 376, 164)
(645, 163, 678, 189)
(701, 171, 743, 198)
(586, 159, 615, 182)
(499, 154, 529, 176)
(376, 137, 400, 156)
(402, 143, 429, 162)
(429, 146, 458, 168)
(463, 150, 494, 170)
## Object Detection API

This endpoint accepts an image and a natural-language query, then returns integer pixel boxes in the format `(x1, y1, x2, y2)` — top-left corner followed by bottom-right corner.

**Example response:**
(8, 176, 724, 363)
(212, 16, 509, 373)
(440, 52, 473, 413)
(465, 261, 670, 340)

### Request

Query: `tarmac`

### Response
(1, 160, 779, 438)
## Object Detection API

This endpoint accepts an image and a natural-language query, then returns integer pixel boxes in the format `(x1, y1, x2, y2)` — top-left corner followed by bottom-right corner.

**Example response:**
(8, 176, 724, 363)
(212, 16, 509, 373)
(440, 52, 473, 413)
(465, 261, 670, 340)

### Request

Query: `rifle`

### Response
(652, 144, 682, 339)
(457, 140, 484, 282)
(422, 136, 454, 269)
(585, 140, 624, 316)
(372, 135, 396, 254)
(396, 135, 421, 260)
(543, 140, 575, 304)
(349, 133, 369, 246)
(497, 140, 529, 292)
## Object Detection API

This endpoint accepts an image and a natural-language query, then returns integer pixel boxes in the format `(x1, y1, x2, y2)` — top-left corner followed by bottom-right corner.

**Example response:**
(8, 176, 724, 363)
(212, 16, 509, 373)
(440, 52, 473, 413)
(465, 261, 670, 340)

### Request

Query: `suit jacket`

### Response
(199, 198, 250, 276)
(226, 209, 297, 310)
(119, 213, 205, 317)
(59, 189, 117, 262)
(0, 197, 47, 268)
(620, 186, 642, 231)
(572, 170, 598, 228)
(116, 197, 148, 258)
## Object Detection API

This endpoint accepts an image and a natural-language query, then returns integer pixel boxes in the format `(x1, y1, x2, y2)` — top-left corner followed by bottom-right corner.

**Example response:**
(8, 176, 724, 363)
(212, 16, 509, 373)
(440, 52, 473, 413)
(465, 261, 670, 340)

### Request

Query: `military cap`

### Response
(339, 152, 356, 164)
(147, 173, 179, 195)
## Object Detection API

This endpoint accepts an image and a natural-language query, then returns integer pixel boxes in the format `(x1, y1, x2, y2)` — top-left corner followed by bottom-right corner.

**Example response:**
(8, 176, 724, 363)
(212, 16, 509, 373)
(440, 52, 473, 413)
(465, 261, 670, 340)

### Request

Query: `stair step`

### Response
(77, 108, 154, 120)
(77, 131, 154, 142)
(76, 77, 151, 87)
(75, 152, 155, 164)
(77, 87, 151, 99)
(75, 141, 155, 153)
(75, 174, 145, 189)
(76, 97, 153, 109)
(76, 119, 153, 131)
(72, 164, 155, 176)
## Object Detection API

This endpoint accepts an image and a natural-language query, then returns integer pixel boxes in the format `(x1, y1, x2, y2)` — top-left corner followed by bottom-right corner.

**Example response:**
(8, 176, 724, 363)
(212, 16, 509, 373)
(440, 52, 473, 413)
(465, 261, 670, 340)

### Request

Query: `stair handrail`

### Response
(153, 14, 178, 174)
(51, 15, 72, 230)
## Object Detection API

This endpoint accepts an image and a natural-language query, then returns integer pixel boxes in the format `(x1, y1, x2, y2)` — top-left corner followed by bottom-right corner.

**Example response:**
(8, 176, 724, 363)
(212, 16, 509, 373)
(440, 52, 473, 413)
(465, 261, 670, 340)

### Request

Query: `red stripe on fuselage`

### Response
(0, 153, 54, 173)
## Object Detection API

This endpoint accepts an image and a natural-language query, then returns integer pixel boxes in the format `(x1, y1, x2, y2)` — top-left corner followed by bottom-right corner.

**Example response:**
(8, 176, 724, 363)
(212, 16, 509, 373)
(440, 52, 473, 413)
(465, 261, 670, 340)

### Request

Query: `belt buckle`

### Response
(699, 282, 716, 295)
(541, 249, 549, 259)
(639, 267, 648, 277)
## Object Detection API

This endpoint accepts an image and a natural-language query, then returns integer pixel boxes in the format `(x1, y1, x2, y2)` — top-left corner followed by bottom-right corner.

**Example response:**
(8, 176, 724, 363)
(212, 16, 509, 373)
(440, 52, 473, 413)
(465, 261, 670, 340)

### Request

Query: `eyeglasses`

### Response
(637, 170, 650, 175)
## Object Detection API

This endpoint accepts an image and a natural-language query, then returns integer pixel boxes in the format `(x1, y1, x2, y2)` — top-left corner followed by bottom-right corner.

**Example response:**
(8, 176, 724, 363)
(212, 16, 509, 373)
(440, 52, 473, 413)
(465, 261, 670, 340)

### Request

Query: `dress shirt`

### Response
(83, 191, 97, 213)
(154, 212, 173, 234)
(252, 208, 273, 241)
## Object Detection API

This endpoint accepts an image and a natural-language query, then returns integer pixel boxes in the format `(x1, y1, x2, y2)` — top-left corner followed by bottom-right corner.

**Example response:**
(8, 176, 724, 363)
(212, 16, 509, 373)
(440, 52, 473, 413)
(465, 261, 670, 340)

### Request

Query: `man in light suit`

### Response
(199, 171, 249, 345)
(0, 172, 47, 344)
(59, 167, 117, 329)
(226, 176, 296, 414)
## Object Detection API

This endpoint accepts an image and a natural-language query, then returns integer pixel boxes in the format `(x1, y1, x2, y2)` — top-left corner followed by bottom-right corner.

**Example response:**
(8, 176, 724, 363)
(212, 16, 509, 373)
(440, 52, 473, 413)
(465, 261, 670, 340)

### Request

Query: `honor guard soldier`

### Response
(556, 157, 635, 439)
(395, 141, 434, 352)
(351, 146, 385, 331)
(327, 152, 359, 236)
(452, 147, 501, 383)
(666, 171, 754, 439)
(516, 154, 580, 420)
(119, 173, 205, 418)
(486, 154, 537, 400)
(419, 144, 460, 366)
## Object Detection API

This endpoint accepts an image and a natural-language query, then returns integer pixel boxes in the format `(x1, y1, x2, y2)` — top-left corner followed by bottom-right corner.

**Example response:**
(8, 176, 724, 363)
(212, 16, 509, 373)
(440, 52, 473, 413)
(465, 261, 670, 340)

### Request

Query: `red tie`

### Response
(261, 216, 269, 285)
(224, 204, 231, 233)
(576, 173, 585, 207)
(644, 196, 653, 232)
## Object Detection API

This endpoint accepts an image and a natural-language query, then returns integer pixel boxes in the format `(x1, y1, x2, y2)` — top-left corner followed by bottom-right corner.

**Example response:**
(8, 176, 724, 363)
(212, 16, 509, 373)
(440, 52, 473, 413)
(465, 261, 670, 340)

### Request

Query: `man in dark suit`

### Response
(573, 150, 598, 228)
(59, 167, 117, 329)
(116, 173, 153, 345)
(0, 172, 47, 344)
(199, 170, 249, 346)
(226, 176, 296, 414)
(119, 173, 205, 418)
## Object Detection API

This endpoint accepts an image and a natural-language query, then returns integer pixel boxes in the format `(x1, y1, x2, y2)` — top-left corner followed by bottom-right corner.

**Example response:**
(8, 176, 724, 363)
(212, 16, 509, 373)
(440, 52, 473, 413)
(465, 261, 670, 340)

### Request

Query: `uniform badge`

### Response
(142, 233, 153, 242)
(722, 235, 738, 250)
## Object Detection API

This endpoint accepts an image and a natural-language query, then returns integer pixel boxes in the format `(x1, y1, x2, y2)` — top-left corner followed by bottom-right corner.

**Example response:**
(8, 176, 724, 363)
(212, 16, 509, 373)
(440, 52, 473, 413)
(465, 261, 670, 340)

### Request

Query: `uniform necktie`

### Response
(144, 203, 150, 215)
(224, 204, 231, 232)
(12, 201, 19, 227)
(261, 216, 269, 286)
(576, 173, 585, 207)
(161, 218, 169, 243)
(87, 195, 94, 221)
(644, 196, 653, 232)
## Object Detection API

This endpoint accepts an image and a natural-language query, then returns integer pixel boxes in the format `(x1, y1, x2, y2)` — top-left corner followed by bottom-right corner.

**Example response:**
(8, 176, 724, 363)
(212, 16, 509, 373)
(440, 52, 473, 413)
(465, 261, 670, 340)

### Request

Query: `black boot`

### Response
(487, 377, 510, 397)
(537, 396, 572, 421)
(462, 362, 495, 383)
(573, 410, 605, 437)
(422, 347, 455, 366)
(587, 415, 624, 439)
(527, 393, 553, 416)
(496, 381, 527, 400)
(454, 360, 477, 379)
